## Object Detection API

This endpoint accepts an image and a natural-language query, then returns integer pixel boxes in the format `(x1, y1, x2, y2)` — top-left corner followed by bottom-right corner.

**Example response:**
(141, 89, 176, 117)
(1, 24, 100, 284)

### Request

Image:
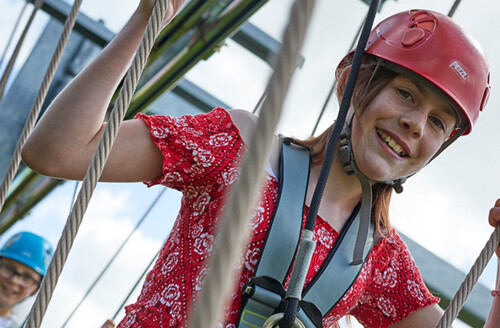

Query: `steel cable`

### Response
(0, 0, 44, 101)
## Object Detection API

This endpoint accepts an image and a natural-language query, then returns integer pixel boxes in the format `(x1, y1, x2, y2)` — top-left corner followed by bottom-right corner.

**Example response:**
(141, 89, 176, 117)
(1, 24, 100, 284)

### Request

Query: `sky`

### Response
(0, 0, 499, 327)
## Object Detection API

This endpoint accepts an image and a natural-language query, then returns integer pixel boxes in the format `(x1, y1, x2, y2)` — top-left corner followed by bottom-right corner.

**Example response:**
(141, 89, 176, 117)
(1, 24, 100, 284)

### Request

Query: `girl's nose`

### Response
(399, 110, 426, 138)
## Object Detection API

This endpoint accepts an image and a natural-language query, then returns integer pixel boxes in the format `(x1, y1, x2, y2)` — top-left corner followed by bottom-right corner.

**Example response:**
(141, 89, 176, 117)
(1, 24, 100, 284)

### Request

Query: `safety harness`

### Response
(237, 137, 375, 328)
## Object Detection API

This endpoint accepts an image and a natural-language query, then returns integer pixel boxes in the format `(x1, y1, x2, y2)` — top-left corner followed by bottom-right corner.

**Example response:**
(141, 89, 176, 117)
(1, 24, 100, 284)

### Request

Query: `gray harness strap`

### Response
(238, 138, 374, 328)
(256, 139, 311, 280)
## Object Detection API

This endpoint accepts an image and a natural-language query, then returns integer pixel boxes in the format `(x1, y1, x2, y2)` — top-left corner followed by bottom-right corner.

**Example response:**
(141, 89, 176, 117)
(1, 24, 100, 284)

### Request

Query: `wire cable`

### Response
(0, 0, 44, 101)
(310, 16, 364, 136)
(60, 189, 166, 328)
(111, 244, 163, 322)
(0, 1, 29, 75)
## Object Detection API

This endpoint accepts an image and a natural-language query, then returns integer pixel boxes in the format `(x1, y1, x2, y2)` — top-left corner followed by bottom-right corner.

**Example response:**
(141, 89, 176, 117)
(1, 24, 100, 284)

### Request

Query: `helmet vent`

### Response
(401, 10, 437, 47)
(410, 11, 436, 33)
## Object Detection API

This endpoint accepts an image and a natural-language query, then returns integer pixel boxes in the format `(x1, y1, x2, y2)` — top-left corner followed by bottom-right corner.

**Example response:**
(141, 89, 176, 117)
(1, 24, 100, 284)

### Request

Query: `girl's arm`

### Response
(388, 304, 447, 328)
(21, 0, 185, 182)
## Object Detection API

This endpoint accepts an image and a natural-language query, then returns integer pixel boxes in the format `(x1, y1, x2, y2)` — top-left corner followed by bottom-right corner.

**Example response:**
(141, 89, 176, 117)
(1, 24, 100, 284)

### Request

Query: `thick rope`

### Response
(24, 1, 169, 327)
(0, 0, 44, 101)
(61, 189, 166, 327)
(437, 226, 500, 327)
(187, 0, 317, 327)
(0, 0, 65, 214)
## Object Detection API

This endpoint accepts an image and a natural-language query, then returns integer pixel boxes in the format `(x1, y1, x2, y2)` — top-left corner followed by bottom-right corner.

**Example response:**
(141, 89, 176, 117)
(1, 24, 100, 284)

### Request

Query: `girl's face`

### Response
(350, 75, 458, 182)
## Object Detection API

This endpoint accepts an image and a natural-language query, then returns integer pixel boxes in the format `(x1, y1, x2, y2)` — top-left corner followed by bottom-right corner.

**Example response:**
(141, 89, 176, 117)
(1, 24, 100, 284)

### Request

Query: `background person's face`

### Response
(0, 258, 41, 313)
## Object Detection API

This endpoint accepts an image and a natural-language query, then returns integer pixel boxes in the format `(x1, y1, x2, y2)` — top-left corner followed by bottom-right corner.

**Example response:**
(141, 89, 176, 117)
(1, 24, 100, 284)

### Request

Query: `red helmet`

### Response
(361, 9, 490, 134)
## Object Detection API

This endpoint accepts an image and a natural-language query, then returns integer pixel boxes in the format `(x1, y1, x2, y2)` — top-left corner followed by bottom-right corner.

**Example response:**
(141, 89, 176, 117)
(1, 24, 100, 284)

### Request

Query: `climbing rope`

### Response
(437, 226, 500, 327)
(0, 1, 29, 77)
(23, 0, 170, 326)
(0, 0, 69, 213)
(0, 0, 44, 101)
(447, 0, 462, 17)
(61, 189, 166, 328)
(188, 0, 318, 326)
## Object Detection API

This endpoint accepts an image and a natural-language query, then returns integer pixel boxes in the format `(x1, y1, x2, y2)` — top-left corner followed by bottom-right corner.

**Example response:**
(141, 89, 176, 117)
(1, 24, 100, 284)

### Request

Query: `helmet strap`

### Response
(339, 113, 406, 194)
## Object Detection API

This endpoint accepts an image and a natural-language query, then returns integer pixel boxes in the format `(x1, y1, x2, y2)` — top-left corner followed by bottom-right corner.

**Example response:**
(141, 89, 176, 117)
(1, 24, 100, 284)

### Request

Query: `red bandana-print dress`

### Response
(117, 108, 439, 328)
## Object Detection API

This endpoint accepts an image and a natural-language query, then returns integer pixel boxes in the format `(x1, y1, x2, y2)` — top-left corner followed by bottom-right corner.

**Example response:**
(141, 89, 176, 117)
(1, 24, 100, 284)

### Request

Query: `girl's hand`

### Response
(488, 199, 500, 258)
(139, 0, 186, 27)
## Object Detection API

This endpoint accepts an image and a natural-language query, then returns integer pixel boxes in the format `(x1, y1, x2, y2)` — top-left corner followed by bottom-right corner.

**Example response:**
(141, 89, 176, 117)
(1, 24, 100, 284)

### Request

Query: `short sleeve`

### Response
(350, 232, 440, 327)
(136, 107, 245, 191)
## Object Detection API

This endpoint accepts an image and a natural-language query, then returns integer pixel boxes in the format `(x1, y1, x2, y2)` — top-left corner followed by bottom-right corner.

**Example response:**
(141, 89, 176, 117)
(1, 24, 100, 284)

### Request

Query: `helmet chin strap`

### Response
(339, 112, 407, 194)
(338, 113, 377, 264)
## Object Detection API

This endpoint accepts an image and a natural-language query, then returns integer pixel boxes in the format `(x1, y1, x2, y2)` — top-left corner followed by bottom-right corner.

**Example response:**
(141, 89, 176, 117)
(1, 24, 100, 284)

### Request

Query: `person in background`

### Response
(0, 232, 52, 328)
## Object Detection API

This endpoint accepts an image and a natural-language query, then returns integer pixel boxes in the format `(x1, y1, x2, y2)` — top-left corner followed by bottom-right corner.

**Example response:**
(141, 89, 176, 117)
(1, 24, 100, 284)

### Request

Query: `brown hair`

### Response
(296, 55, 398, 236)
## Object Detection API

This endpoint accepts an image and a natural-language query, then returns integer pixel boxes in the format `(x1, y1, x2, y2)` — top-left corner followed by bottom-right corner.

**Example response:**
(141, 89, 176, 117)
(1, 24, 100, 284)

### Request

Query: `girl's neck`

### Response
(305, 153, 364, 232)
(0, 306, 12, 319)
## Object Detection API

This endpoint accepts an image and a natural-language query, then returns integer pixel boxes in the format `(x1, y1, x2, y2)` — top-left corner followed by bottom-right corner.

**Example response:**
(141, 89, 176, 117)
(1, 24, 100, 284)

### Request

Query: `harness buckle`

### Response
(262, 313, 306, 328)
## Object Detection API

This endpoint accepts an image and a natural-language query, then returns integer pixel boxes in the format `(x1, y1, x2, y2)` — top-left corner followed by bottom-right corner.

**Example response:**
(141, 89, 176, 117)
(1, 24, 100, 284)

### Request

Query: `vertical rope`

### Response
(447, 0, 462, 17)
(0, 0, 70, 214)
(111, 245, 163, 322)
(187, 0, 318, 326)
(0, 1, 29, 74)
(0, 0, 45, 101)
(310, 17, 364, 136)
(60, 189, 166, 328)
(24, 0, 170, 327)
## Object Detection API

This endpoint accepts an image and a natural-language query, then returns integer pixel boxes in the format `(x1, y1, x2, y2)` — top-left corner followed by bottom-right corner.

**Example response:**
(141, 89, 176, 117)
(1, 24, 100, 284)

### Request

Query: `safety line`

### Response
(448, 0, 462, 17)
(0, 1, 29, 75)
(0, 0, 69, 214)
(310, 17, 364, 137)
(0, 0, 44, 101)
(60, 188, 166, 328)
(111, 243, 163, 322)
(23, 0, 170, 327)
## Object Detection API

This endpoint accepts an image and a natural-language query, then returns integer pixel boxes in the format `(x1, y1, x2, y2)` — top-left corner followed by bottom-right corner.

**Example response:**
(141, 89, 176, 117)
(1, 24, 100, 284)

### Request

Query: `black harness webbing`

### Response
(237, 139, 374, 328)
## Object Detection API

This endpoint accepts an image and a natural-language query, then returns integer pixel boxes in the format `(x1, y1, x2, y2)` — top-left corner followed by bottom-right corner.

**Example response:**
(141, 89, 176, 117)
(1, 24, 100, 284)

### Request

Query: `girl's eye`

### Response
(397, 88, 414, 101)
(429, 116, 446, 131)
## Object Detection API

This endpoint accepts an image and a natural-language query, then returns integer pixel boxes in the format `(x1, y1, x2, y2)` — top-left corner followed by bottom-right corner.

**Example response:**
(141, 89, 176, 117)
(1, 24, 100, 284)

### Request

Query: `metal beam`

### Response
(26, 0, 303, 68)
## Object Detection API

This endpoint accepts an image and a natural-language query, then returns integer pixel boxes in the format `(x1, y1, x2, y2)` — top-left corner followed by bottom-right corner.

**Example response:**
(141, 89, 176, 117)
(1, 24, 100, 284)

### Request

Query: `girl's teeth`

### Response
(377, 129, 406, 156)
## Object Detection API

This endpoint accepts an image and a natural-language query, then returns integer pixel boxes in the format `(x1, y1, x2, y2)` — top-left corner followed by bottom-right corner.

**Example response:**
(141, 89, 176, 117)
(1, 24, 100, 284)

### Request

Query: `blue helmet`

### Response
(0, 232, 53, 276)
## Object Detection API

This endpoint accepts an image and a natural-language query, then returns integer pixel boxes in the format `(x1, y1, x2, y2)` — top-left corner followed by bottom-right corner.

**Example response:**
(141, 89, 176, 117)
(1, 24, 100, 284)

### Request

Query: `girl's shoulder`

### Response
(227, 109, 258, 146)
(371, 230, 415, 267)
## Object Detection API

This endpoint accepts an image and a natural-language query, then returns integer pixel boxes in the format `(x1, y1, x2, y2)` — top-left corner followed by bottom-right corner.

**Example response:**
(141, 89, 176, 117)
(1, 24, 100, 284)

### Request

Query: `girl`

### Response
(20, 0, 500, 327)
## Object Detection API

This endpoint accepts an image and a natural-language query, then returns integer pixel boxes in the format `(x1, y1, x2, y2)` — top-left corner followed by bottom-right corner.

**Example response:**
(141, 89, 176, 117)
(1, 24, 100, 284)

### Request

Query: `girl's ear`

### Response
(336, 65, 352, 104)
